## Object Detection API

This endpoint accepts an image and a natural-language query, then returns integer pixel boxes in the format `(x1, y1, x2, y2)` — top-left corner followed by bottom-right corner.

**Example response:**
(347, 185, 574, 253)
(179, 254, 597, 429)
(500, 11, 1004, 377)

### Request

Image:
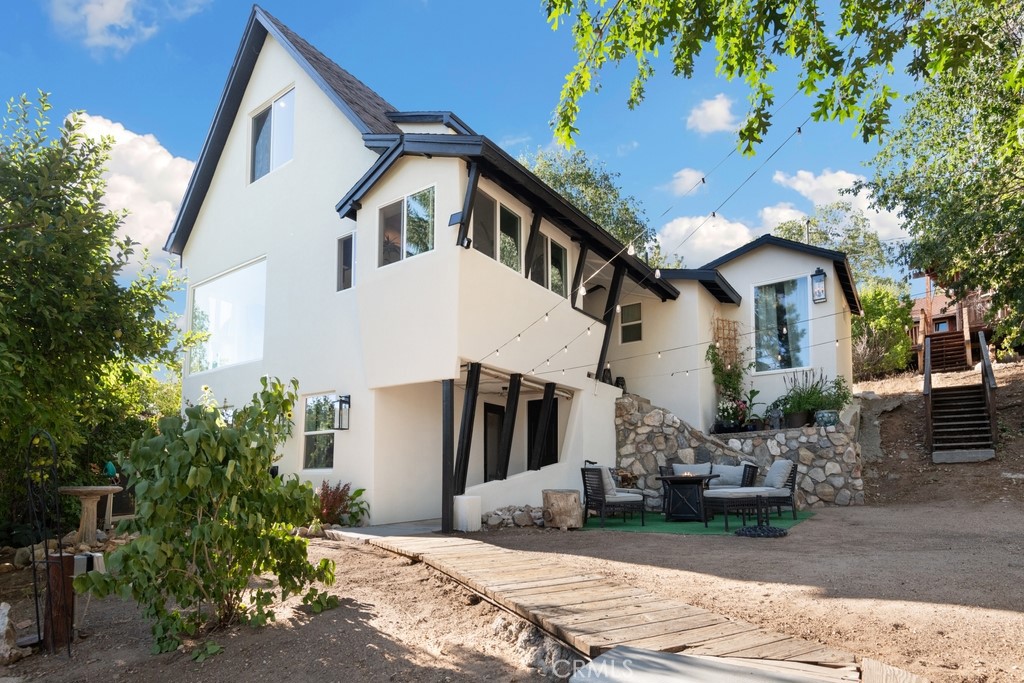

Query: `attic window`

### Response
(251, 88, 294, 182)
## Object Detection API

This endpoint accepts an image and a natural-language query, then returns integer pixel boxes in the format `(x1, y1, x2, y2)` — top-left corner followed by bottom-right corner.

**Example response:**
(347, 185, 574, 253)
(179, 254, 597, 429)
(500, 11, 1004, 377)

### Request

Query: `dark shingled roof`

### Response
(259, 8, 400, 135)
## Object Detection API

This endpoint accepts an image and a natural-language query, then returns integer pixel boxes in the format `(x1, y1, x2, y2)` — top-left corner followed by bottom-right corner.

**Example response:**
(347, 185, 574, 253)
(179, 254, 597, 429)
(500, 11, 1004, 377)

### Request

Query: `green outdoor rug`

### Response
(581, 510, 814, 535)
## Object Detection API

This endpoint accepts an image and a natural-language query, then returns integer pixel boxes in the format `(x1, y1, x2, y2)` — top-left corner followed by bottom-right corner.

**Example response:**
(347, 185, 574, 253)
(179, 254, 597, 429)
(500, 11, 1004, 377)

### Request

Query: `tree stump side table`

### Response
(542, 489, 583, 530)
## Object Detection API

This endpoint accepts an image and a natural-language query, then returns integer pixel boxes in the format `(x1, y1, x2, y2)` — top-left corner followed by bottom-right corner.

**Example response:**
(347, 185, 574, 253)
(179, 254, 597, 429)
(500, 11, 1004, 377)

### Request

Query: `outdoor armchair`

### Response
(580, 467, 645, 527)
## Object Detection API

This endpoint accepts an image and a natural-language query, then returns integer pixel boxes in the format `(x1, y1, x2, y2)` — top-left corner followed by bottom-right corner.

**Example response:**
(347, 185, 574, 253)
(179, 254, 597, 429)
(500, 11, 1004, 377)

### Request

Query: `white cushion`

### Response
(704, 486, 789, 500)
(709, 464, 745, 488)
(599, 467, 617, 492)
(606, 492, 643, 503)
(672, 462, 712, 476)
(764, 460, 794, 489)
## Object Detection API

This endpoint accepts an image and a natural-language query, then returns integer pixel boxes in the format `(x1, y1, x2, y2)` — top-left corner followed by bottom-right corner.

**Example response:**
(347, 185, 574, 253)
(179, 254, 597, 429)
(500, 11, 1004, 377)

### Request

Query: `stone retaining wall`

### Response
(615, 394, 864, 510)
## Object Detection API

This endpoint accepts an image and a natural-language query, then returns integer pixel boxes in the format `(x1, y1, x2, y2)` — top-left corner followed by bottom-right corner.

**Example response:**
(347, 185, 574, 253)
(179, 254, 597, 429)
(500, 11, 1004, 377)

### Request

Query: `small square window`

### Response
(379, 187, 435, 267)
(620, 302, 642, 343)
(303, 393, 337, 469)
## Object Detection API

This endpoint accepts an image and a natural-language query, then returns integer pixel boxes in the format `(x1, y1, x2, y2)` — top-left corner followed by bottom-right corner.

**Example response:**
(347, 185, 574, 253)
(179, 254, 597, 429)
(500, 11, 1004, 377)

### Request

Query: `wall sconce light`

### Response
(811, 267, 827, 303)
(333, 395, 351, 430)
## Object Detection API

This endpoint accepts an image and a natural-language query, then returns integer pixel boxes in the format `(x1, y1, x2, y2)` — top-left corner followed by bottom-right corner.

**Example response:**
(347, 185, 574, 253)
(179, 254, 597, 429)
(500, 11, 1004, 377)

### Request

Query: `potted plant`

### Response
(781, 370, 853, 427)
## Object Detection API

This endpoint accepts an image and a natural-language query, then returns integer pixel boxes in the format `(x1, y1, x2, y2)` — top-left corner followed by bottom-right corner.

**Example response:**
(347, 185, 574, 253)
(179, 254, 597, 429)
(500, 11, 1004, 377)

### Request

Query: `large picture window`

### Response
(251, 88, 294, 182)
(189, 261, 266, 374)
(379, 187, 435, 266)
(754, 277, 809, 371)
(304, 393, 337, 469)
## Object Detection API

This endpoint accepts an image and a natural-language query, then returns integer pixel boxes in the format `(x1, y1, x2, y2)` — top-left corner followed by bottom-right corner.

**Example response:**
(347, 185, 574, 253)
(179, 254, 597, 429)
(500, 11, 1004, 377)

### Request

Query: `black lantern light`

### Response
(811, 267, 827, 303)
(333, 395, 351, 430)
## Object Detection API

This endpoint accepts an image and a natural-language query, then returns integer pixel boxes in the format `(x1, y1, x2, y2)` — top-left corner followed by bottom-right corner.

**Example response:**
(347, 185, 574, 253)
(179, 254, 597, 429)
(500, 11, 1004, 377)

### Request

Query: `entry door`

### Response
(483, 403, 504, 482)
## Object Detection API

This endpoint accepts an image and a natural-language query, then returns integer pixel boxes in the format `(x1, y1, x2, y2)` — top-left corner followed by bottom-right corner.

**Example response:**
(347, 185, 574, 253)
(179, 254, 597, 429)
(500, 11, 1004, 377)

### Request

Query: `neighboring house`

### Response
(166, 7, 860, 525)
(909, 271, 996, 368)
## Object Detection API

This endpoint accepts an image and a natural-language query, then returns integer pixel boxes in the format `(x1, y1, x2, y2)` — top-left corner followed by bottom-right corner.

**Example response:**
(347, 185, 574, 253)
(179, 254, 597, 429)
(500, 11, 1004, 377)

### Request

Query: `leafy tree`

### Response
(75, 378, 337, 652)
(522, 147, 679, 266)
(861, 10, 1024, 348)
(852, 281, 914, 379)
(546, 0, 1020, 155)
(771, 201, 891, 284)
(0, 92, 189, 523)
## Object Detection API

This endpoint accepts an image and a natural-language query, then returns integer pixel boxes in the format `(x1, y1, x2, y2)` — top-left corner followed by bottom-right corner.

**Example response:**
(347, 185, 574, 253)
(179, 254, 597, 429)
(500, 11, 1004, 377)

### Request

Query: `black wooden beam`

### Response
(453, 362, 480, 494)
(441, 379, 454, 534)
(496, 374, 522, 480)
(596, 264, 626, 378)
(454, 162, 480, 249)
(529, 383, 557, 471)
(522, 212, 543, 280)
(571, 244, 588, 308)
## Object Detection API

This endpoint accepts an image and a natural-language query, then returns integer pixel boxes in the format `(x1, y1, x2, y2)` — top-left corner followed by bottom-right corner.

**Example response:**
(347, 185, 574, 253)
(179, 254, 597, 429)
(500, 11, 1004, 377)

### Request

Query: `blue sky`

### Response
(2, 1, 910, 301)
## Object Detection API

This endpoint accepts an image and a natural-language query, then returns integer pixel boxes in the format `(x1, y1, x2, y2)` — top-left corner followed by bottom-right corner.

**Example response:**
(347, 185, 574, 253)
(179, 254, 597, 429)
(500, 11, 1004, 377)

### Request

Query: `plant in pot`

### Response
(706, 343, 756, 433)
(781, 369, 829, 427)
(814, 375, 853, 425)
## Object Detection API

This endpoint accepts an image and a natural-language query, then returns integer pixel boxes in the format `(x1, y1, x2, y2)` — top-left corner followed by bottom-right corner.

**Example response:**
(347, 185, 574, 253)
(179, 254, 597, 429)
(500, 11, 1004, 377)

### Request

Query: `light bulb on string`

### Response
(579, 285, 587, 296)
(835, 339, 839, 347)
(615, 304, 621, 314)
(586, 327, 591, 336)
(563, 345, 568, 354)
(627, 243, 635, 256)
(544, 313, 549, 322)
(516, 334, 521, 342)
(782, 326, 787, 335)
(546, 358, 551, 366)
(495, 349, 500, 357)
(655, 268, 661, 279)
(685, 370, 689, 377)
(657, 351, 661, 359)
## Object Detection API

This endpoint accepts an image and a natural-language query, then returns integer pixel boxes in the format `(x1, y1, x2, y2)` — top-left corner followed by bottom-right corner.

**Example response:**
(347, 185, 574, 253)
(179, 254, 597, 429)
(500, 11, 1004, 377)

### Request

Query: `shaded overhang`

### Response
(659, 269, 741, 305)
(335, 133, 680, 302)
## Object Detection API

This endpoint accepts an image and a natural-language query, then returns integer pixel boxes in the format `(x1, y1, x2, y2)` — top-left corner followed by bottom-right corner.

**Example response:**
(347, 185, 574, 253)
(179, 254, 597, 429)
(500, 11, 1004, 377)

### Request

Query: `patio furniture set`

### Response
(580, 459, 797, 530)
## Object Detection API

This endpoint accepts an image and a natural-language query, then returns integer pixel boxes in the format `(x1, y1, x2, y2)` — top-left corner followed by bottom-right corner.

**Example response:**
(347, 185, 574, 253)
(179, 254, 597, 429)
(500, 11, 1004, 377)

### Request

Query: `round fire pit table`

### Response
(58, 485, 122, 545)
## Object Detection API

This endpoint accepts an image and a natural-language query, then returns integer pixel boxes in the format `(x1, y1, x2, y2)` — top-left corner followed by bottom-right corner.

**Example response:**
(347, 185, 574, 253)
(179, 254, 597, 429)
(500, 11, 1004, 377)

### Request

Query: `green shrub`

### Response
(316, 480, 369, 527)
(783, 369, 852, 414)
(74, 377, 336, 652)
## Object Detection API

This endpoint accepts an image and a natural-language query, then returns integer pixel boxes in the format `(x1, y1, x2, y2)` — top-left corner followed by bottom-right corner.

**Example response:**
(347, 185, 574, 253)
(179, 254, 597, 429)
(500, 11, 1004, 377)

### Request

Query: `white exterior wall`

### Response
(180, 34, 380, 498)
(716, 246, 853, 404)
(605, 283, 723, 432)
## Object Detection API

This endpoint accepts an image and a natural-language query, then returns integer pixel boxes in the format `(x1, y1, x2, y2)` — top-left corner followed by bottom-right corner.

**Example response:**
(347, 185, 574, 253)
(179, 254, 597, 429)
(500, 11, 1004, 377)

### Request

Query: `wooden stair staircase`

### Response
(927, 330, 970, 372)
(925, 332, 997, 464)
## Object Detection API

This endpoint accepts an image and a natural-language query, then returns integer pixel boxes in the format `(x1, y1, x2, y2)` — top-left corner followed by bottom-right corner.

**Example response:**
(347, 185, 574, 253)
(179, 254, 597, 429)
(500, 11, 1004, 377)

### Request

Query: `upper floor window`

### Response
(379, 187, 435, 267)
(754, 277, 809, 371)
(251, 88, 294, 182)
(337, 234, 354, 291)
(620, 302, 642, 343)
(189, 260, 266, 374)
(472, 192, 522, 272)
(529, 235, 568, 298)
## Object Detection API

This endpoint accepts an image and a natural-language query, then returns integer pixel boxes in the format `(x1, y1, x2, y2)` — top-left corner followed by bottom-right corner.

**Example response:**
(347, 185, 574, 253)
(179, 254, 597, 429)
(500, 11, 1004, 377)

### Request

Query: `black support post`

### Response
(522, 212, 543, 280)
(596, 264, 626, 378)
(496, 373, 522, 480)
(529, 383, 557, 471)
(441, 379, 454, 534)
(454, 362, 480, 495)
(571, 244, 588, 308)
(455, 162, 480, 249)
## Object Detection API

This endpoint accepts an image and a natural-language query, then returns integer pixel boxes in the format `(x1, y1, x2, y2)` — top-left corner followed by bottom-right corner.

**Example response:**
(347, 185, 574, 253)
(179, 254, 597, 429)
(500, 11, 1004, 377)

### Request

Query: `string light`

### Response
(546, 358, 551, 366)
(586, 327, 591, 336)
(657, 351, 661, 359)
(516, 334, 521, 342)
(627, 243, 635, 256)
(616, 304, 621, 313)
(563, 345, 568, 354)
(654, 268, 661, 279)
(544, 313, 549, 322)
(495, 348, 500, 357)
(579, 285, 587, 296)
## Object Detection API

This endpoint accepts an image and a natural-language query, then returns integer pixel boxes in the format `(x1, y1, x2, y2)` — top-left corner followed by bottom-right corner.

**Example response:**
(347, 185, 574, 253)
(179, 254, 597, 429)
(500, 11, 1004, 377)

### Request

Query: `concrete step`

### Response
(932, 448, 995, 464)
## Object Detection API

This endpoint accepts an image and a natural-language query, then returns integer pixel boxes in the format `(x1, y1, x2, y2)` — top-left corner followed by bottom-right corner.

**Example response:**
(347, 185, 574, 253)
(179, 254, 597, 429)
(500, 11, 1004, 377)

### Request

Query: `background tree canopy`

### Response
(546, 0, 1021, 156)
(862, 10, 1024, 348)
(0, 93, 189, 527)
(522, 147, 680, 266)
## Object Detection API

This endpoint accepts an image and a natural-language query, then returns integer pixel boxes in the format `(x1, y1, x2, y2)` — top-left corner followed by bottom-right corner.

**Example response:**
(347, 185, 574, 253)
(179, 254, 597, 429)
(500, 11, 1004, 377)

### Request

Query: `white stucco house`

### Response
(166, 7, 861, 526)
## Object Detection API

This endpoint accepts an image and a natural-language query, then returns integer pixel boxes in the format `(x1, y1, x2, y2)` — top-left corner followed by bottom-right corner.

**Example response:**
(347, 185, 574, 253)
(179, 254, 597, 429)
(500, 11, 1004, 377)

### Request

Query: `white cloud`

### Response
(80, 113, 194, 272)
(657, 213, 756, 267)
(686, 93, 739, 134)
(616, 140, 639, 156)
(46, 0, 209, 53)
(772, 169, 905, 240)
(498, 134, 531, 150)
(666, 167, 705, 197)
(758, 202, 805, 230)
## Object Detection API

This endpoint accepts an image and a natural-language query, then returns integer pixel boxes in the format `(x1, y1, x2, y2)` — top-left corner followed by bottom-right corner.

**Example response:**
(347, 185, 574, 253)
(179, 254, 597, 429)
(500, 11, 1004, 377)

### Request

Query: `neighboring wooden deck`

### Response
(363, 534, 925, 681)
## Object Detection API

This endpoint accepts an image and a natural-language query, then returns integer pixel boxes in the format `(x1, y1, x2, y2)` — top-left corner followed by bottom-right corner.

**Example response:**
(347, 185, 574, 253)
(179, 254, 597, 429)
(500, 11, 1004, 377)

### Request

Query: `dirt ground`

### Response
(3, 362, 1023, 682)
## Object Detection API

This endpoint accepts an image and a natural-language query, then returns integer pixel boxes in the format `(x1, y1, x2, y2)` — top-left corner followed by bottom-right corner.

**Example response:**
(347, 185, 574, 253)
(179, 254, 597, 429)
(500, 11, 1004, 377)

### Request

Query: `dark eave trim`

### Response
(386, 111, 476, 135)
(659, 268, 742, 305)
(334, 133, 679, 301)
(335, 139, 403, 220)
(700, 235, 862, 315)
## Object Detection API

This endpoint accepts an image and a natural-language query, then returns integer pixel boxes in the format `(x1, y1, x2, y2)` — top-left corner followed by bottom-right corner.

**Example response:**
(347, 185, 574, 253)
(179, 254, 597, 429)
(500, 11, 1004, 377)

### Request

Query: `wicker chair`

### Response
(704, 460, 797, 530)
(658, 465, 674, 513)
(581, 467, 645, 527)
(762, 460, 799, 519)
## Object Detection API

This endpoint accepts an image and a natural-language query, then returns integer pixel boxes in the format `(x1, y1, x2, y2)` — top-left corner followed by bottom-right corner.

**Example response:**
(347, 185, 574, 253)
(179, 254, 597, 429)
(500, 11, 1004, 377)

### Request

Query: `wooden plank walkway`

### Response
(365, 535, 873, 679)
